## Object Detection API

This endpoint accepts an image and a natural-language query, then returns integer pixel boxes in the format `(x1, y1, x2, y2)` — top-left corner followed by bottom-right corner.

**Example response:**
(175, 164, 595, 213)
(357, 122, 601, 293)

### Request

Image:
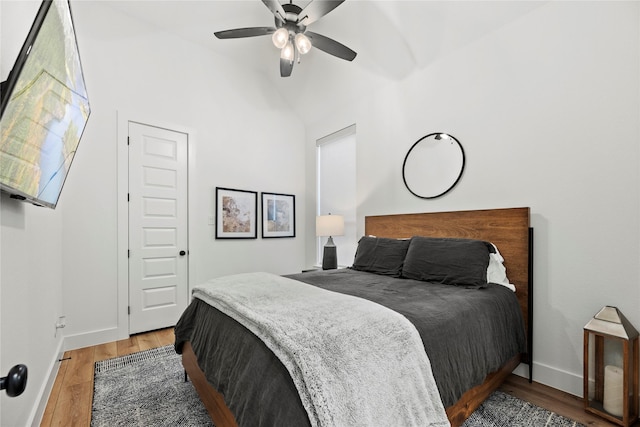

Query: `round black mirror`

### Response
(402, 133, 465, 199)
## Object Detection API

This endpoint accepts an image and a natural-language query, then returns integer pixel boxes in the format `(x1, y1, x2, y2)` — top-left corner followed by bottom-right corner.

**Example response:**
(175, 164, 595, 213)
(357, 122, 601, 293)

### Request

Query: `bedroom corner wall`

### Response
(304, 1, 640, 398)
(1, 2, 66, 425)
(1, 1, 306, 425)
(59, 1, 306, 347)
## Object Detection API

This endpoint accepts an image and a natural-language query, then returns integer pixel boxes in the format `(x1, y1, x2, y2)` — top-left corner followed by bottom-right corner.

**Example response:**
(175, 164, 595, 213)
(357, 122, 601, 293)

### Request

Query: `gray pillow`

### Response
(401, 236, 494, 287)
(351, 236, 410, 277)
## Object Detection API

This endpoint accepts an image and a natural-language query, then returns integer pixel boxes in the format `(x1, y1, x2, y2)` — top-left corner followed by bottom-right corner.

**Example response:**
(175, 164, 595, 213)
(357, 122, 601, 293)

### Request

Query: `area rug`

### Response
(462, 390, 585, 427)
(92, 345, 584, 427)
(91, 345, 212, 426)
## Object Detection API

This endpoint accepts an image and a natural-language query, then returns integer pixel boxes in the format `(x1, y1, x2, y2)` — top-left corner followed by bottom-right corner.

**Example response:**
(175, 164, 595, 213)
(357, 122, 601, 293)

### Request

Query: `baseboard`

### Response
(29, 340, 64, 427)
(63, 326, 128, 351)
(28, 327, 129, 426)
(513, 361, 583, 398)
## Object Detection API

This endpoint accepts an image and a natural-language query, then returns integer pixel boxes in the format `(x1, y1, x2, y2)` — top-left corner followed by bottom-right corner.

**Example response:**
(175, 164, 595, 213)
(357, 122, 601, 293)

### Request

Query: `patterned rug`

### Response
(462, 390, 585, 427)
(92, 345, 584, 427)
(91, 345, 212, 426)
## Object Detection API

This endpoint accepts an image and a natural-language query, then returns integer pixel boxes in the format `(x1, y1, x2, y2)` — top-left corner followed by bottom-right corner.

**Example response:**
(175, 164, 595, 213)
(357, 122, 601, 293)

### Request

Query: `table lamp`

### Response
(316, 214, 344, 270)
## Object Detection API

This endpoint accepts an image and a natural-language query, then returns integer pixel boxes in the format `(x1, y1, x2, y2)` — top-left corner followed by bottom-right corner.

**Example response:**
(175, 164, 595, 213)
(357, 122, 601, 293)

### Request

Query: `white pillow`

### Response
(487, 244, 516, 292)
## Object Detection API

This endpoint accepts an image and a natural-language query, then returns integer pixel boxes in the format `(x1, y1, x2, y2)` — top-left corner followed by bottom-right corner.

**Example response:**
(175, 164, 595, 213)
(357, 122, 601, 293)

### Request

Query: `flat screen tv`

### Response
(0, 0, 90, 209)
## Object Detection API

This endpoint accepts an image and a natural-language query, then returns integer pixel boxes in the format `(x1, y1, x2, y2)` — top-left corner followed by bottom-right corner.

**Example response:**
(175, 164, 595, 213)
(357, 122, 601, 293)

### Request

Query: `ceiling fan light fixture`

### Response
(281, 40, 295, 62)
(272, 27, 289, 49)
(214, 0, 357, 76)
(295, 33, 312, 55)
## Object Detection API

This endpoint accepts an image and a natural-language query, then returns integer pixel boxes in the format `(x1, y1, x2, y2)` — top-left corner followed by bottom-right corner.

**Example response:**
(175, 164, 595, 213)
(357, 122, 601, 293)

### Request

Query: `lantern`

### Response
(583, 306, 639, 426)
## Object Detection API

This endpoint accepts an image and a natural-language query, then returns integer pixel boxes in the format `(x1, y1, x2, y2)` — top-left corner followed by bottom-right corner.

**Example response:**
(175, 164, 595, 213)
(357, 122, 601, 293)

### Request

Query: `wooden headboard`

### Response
(365, 207, 531, 364)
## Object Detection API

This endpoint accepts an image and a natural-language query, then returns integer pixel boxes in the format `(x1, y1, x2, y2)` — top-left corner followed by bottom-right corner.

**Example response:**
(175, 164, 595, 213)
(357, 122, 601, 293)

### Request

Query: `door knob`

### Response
(179, 250, 186, 256)
(0, 364, 27, 397)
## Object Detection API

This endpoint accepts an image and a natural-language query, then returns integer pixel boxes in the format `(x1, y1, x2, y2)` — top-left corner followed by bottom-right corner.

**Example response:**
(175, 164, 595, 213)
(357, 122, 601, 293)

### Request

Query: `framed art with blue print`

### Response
(261, 192, 295, 238)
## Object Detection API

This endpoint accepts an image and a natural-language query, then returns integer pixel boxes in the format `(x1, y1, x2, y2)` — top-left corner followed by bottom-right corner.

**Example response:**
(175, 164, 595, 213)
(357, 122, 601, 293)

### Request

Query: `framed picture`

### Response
(215, 187, 257, 239)
(261, 192, 295, 238)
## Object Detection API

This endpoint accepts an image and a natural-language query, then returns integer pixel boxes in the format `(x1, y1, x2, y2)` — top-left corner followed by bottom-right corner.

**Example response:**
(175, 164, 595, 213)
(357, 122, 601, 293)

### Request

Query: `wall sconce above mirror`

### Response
(402, 133, 465, 199)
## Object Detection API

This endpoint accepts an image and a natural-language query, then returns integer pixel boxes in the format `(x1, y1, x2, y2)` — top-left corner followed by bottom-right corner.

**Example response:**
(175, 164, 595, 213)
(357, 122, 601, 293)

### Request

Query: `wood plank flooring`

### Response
(41, 328, 175, 427)
(40, 328, 625, 426)
(497, 374, 635, 426)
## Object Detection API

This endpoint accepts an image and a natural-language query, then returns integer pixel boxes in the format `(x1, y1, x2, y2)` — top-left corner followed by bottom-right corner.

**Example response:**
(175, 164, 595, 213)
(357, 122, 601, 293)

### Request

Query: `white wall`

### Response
(1, 2, 66, 425)
(305, 1, 640, 397)
(61, 1, 306, 340)
(0, 196, 66, 426)
(1, 1, 306, 425)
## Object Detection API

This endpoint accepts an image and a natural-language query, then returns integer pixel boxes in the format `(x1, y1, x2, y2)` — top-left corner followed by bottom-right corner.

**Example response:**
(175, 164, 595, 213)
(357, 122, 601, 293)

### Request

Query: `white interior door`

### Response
(128, 122, 188, 334)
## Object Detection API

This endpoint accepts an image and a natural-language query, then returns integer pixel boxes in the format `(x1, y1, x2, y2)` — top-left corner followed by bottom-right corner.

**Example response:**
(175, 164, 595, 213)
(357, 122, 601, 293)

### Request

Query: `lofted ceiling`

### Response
(101, 0, 544, 125)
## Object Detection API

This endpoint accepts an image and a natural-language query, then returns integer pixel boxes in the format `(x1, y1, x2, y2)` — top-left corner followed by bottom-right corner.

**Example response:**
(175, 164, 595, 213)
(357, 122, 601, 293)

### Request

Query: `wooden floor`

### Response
(497, 374, 635, 427)
(41, 327, 627, 427)
(41, 327, 175, 426)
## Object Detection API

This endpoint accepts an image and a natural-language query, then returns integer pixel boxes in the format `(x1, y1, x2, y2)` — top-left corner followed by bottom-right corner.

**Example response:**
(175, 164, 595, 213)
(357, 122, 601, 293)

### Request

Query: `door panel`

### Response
(128, 122, 188, 334)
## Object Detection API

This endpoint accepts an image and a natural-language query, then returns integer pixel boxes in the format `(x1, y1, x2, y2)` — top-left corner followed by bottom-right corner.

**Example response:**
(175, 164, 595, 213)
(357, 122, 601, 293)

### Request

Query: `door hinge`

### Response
(128, 249, 130, 258)
(127, 193, 130, 202)
(127, 136, 130, 146)
(128, 306, 130, 315)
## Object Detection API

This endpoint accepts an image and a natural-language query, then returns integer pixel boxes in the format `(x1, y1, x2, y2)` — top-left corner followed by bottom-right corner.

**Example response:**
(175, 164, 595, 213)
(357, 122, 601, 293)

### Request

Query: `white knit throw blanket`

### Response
(193, 272, 450, 427)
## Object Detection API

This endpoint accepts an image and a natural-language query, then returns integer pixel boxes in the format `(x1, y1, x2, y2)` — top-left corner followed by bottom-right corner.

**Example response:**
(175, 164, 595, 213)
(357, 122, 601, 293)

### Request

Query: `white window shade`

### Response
(316, 125, 357, 267)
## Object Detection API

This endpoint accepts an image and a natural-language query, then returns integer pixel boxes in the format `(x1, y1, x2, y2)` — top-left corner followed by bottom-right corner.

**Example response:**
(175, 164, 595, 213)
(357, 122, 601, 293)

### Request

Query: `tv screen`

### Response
(0, 0, 90, 209)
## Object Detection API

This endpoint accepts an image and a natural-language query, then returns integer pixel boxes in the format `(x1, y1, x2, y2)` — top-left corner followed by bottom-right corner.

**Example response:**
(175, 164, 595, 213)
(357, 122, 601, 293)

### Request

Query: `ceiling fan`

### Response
(214, 0, 357, 77)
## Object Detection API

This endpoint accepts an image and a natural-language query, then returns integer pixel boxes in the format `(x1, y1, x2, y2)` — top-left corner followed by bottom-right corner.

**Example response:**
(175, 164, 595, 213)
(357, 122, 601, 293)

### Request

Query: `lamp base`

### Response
(322, 244, 337, 270)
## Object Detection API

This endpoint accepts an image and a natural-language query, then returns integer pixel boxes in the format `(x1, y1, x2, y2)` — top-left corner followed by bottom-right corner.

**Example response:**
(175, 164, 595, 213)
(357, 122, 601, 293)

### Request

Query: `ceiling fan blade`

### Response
(306, 31, 357, 61)
(214, 27, 275, 39)
(262, 0, 287, 23)
(280, 58, 294, 77)
(297, 1, 345, 26)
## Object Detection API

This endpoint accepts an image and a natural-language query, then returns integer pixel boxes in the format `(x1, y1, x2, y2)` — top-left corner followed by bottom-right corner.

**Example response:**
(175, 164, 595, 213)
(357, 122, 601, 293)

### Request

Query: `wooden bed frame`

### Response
(182, 207, 532, 427)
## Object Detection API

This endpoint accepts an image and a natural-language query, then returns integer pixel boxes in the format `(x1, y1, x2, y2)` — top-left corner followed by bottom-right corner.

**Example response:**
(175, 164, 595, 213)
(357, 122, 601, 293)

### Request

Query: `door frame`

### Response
(116, 111, 197, 339)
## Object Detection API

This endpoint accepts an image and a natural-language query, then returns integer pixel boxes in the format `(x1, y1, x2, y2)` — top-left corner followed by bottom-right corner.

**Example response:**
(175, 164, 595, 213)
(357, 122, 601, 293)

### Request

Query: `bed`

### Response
(174, 207, 532, 427)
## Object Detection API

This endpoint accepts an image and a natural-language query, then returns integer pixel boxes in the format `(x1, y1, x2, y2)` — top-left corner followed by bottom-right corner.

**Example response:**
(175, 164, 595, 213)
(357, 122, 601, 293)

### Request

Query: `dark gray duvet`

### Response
(174, 269, 526, 427)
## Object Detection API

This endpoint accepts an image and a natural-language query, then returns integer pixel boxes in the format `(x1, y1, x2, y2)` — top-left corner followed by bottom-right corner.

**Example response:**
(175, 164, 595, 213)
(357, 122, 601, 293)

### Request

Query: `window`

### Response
(316, 124, 357, 267)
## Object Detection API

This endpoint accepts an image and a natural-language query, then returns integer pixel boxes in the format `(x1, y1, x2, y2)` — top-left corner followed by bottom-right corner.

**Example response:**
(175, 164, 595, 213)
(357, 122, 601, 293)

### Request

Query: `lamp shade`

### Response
(280, 40, 295, 62)
(295, 33, 312, 54)
(316, 214, 344, 237)
(272, 28, 289, 49)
